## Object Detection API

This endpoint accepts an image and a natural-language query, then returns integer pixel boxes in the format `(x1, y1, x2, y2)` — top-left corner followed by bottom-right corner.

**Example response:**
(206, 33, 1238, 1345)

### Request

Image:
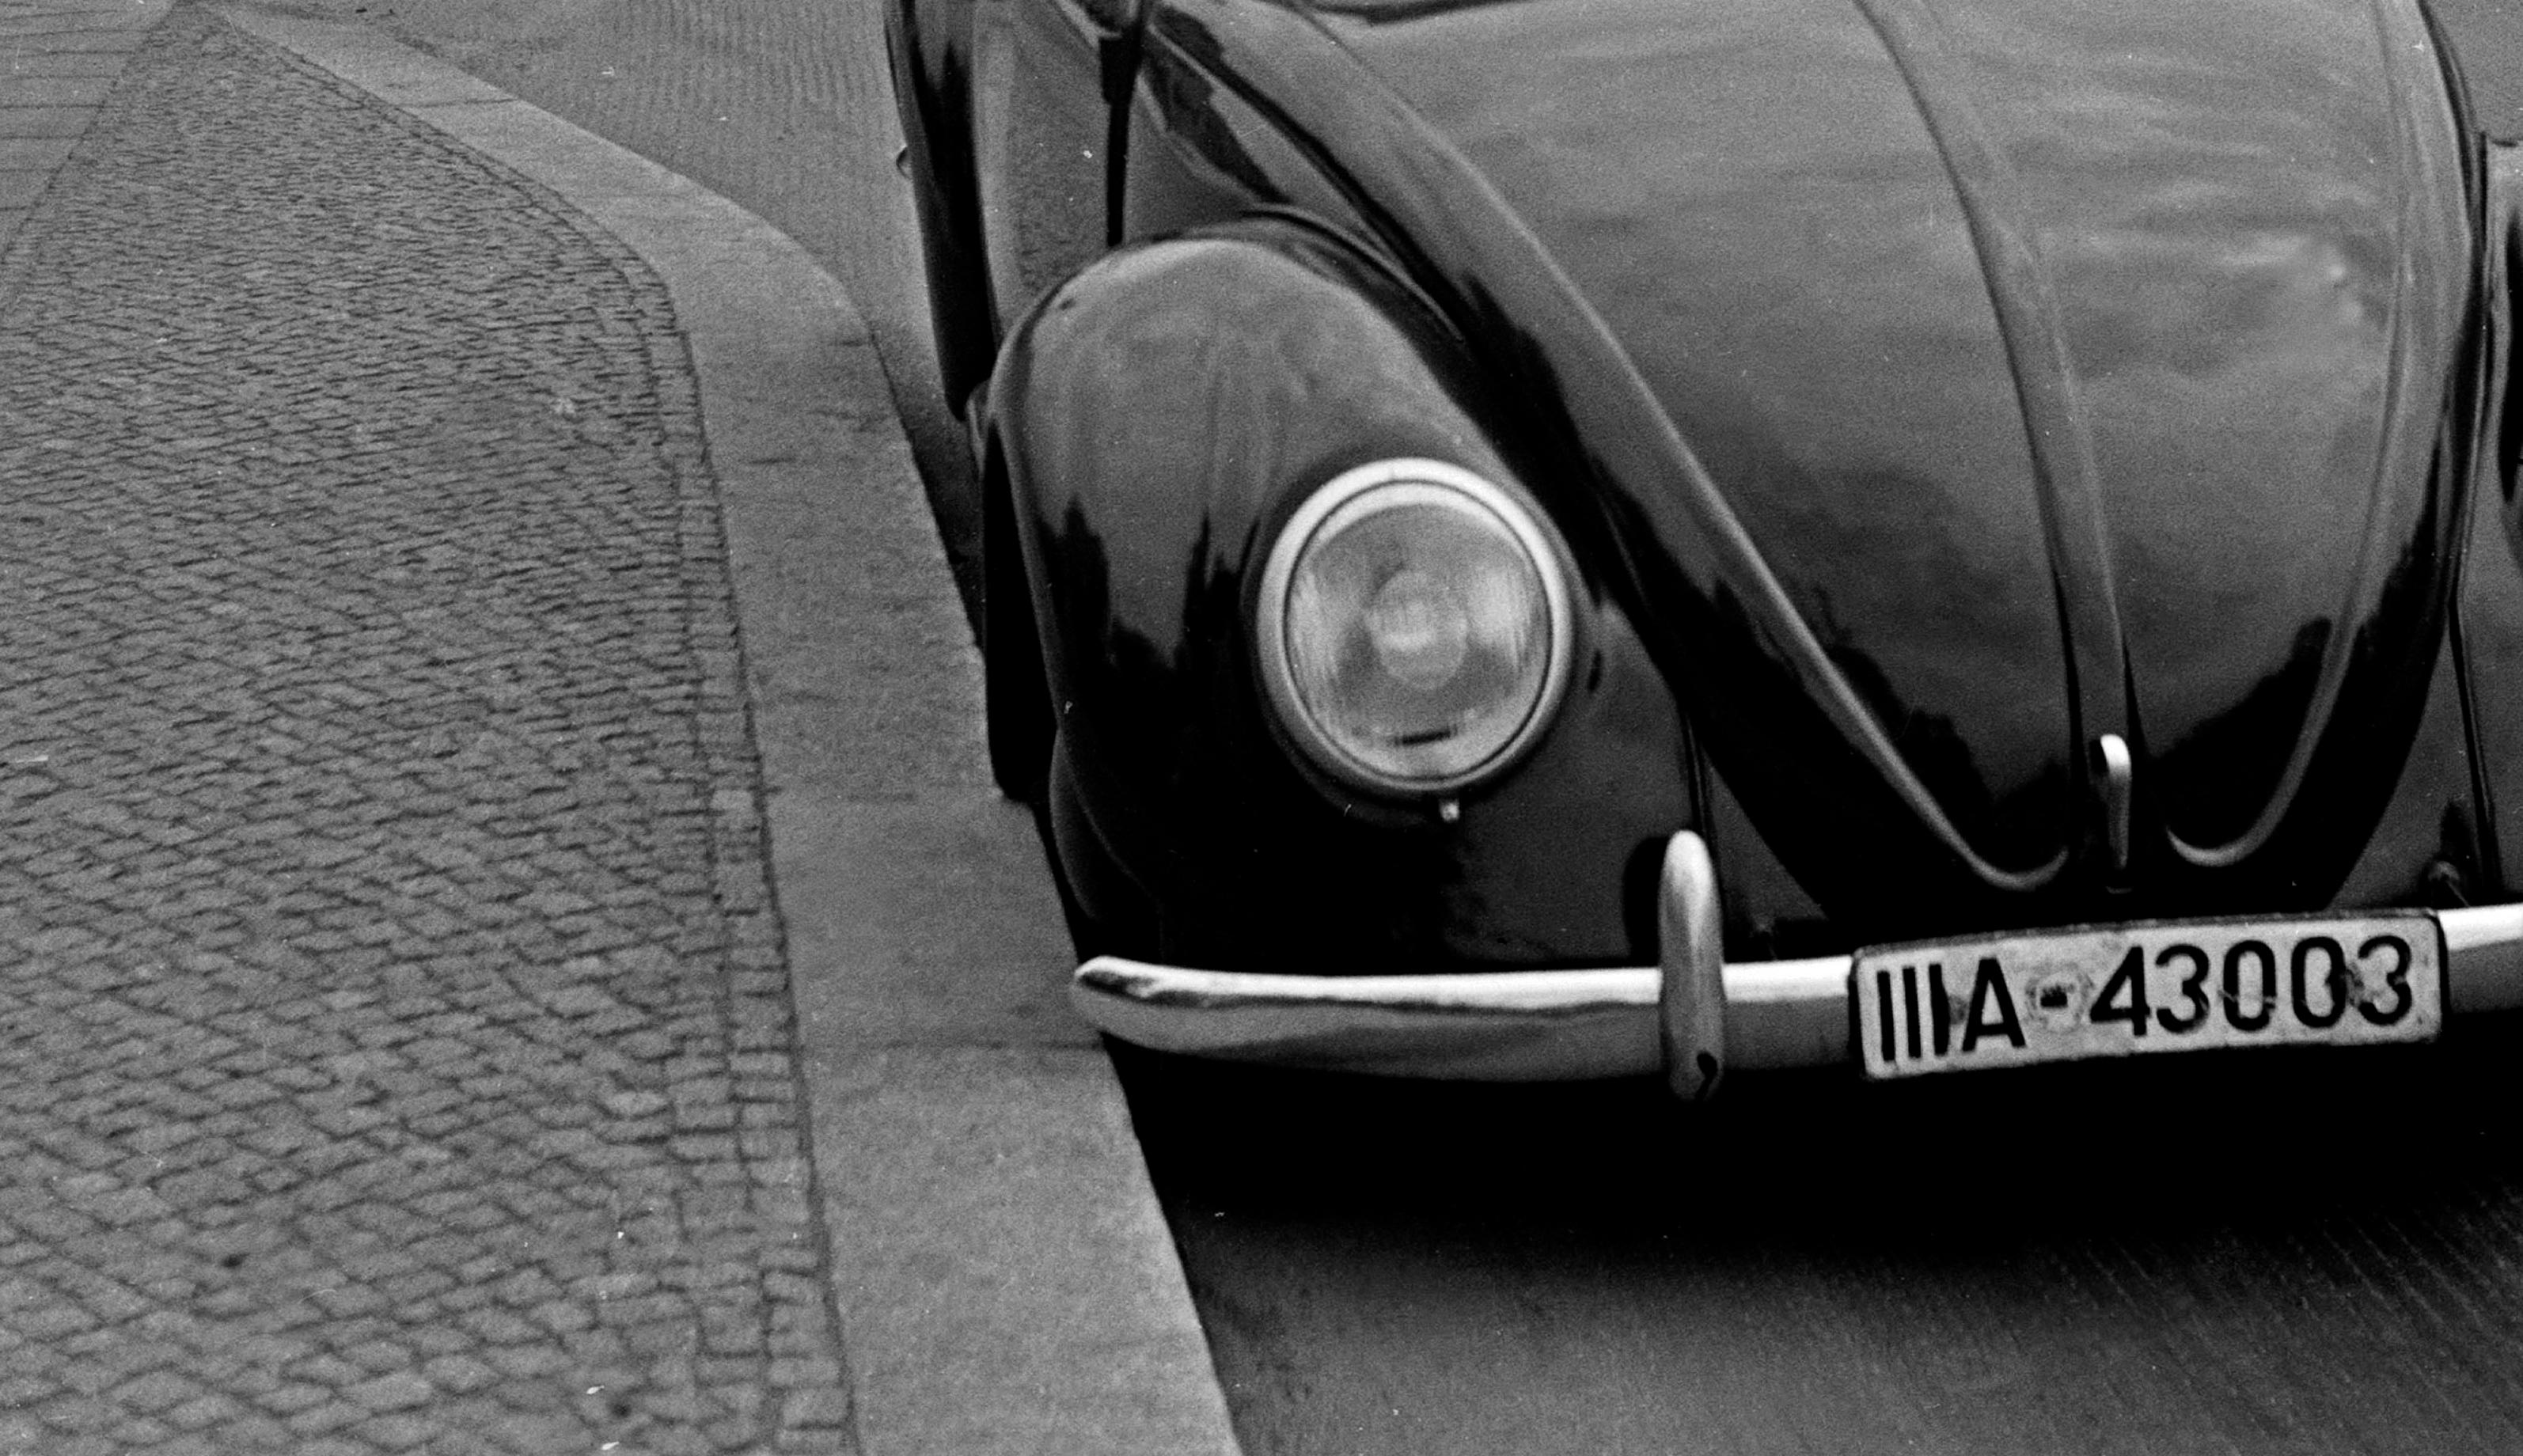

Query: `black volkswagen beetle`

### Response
(887, 0, 2523, 1097)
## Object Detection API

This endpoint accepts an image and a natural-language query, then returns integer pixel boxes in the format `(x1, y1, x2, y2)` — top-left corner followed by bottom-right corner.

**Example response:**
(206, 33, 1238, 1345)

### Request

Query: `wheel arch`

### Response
(984, 216, 1702, 969)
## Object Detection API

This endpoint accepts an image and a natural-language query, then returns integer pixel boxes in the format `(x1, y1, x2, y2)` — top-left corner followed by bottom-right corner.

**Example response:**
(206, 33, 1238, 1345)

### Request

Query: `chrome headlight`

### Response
(1255, 459, 1575, 794)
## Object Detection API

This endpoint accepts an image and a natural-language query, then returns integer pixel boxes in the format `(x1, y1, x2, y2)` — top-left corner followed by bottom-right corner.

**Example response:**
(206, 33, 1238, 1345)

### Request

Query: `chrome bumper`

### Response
(1072, 832, 2523, 1096)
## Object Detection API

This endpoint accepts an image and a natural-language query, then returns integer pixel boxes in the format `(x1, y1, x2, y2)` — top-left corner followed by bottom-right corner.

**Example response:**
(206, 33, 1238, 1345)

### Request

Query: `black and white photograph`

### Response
(11, 0, 2523, 1450)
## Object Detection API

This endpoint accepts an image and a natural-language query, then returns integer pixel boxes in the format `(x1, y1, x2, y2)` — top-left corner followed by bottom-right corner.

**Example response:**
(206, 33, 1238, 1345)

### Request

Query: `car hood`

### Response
(1286, 0, 2475, 925)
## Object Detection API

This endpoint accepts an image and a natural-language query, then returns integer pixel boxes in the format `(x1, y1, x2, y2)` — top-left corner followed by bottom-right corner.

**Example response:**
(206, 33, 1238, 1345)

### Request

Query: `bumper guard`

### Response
(1071, 832, 2523, 1095)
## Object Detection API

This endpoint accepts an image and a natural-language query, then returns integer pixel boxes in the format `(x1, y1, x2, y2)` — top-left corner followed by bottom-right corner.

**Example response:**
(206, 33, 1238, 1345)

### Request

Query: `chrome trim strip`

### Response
(1720, 956, 1852, 1070)
(1073, 959, 1663, 1081)
(1073, 904, 2523, 1082)
(2445, 903, 2523, 1011)
(2093, 732, 2134, 874)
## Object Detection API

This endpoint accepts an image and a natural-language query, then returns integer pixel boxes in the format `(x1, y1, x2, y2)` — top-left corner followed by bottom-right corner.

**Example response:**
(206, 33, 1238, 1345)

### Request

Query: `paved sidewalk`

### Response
(1, 0, 165, 254)
(0, 6, 853, 1453)
(0, 3, 1235, 1454)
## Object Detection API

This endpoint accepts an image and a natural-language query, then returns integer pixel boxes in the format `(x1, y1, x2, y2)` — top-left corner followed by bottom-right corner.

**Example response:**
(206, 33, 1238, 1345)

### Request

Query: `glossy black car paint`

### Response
(889, 0, 2523, 969)
(992, 215, 1700, 966)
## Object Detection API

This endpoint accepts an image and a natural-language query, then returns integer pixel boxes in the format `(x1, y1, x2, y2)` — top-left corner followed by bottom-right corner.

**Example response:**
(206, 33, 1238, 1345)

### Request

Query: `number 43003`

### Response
(1857, 916, 2444, 1079)
(2088, 934, 2419, 1037)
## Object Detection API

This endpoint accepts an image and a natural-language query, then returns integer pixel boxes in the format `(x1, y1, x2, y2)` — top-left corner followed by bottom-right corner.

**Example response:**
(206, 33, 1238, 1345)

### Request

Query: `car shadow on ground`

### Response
(1121, 1026, 2523, 1243)
(1117, 1018, 2523, 1454)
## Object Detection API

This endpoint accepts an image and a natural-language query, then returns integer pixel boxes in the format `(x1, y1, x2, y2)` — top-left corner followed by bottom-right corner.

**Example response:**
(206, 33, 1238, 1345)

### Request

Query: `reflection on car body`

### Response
(887, 0, 2523, 1097)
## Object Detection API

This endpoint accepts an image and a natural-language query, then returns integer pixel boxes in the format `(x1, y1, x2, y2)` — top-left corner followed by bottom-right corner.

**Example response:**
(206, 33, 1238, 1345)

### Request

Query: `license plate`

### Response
(1855, 912, 2445, 1080)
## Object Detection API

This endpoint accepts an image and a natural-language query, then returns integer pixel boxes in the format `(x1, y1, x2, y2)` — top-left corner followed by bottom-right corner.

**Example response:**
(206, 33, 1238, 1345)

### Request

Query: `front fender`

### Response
(886, 0, 996, 411)
(988, 217, 1698, 970)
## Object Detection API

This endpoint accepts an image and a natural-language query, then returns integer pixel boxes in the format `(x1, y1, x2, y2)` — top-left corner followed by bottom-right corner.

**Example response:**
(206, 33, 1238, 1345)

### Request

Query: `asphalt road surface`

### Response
(318, 1, 2523, 1451)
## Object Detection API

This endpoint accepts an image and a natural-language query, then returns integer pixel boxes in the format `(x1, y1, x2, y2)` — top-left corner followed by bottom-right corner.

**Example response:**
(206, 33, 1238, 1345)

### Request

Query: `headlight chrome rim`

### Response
(1255, 458, 1576, 797)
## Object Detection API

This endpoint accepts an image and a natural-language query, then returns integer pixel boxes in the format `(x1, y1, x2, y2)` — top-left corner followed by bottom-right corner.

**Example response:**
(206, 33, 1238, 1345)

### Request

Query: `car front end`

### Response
(958, 0, 2523, 1097)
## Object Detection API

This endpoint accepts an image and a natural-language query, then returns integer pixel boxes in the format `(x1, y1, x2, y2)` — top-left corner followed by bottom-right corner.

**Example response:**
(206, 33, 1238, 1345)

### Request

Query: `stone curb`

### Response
(206, 9, 1240, 1454)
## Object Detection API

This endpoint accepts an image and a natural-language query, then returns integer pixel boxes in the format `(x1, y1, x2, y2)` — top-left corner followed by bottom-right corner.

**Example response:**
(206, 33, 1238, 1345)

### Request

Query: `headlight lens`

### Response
(1258, 460, 1573, 793)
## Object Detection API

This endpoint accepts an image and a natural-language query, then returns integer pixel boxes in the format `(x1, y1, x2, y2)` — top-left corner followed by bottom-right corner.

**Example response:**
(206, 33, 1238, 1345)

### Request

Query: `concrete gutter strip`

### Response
(213, 9, 1241, 1453)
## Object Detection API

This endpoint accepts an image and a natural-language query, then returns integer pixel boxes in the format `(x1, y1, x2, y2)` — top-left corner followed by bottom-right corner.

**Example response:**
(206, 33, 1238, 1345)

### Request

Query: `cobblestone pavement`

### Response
(2, 0, 168, 256)
(0, 7, 856, 1452)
